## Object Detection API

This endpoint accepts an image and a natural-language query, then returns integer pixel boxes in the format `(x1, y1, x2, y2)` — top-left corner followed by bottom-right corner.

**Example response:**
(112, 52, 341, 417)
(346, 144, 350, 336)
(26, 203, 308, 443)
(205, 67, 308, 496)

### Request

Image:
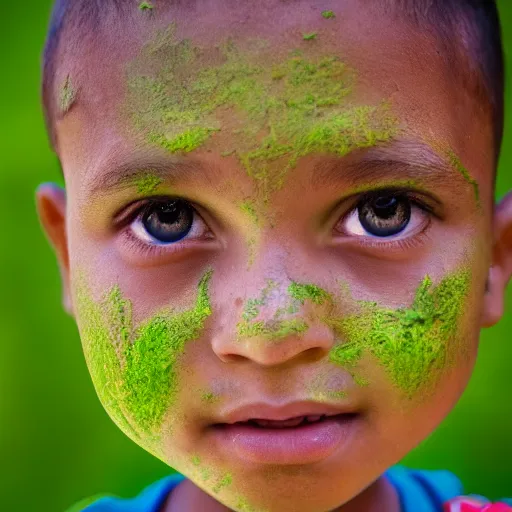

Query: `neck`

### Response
(162, 474, 401, 512)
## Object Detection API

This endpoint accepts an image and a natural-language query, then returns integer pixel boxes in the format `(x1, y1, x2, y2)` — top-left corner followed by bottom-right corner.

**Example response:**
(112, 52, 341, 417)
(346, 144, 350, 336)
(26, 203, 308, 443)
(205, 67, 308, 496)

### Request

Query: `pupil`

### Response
(142, 200, 194, 243)
(358, 194, 411, 237)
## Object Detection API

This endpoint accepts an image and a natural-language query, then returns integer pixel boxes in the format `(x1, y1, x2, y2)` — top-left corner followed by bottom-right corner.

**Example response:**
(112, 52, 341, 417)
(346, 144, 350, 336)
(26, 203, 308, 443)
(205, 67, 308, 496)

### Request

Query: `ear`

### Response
(36, 183, 73, 316)
(482, 190, 512, 328)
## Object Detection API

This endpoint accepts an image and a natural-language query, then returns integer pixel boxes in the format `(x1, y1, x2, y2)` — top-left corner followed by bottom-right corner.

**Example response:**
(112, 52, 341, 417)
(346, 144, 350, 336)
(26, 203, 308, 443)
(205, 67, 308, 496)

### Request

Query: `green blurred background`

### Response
(1, 2, 511, 511)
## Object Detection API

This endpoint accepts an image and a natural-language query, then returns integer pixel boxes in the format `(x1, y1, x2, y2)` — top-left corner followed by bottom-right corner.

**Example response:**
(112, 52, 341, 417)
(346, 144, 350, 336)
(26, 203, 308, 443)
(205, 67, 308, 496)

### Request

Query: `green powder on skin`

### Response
(201, 391, 220, 404)
(288, 282, 332, 305)
(125, 31, 398, 201)
(446, 149, 481, 208)
(321, 10, 336, 19)
(238, 280, 335, 341)
(237, 318, 309, 340)
(75, 270, 213, 441)
(303, 32, 318, 40)
(239, 200, 260, 225)
(212, 473, 233, 494)
(139, 1, 154, 10)
(135, 173, 163, 195)
(328, 268, 472, 398)
(59, 74, 76, 115)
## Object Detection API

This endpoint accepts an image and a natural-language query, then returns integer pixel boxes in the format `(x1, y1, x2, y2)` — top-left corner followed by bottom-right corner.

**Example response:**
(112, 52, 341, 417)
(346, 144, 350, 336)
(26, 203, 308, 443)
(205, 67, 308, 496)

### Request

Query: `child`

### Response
(36, 0, 512, 510)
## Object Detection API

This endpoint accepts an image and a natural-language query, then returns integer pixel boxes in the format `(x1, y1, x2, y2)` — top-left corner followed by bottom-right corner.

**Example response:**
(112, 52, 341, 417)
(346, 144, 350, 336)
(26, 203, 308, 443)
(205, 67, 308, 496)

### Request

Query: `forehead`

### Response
(55, 1, 493, 197)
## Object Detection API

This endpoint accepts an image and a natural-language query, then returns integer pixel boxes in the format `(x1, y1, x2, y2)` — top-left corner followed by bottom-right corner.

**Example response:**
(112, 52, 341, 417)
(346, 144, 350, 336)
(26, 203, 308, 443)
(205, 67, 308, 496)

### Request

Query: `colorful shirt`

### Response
(66, 466, 512, 512)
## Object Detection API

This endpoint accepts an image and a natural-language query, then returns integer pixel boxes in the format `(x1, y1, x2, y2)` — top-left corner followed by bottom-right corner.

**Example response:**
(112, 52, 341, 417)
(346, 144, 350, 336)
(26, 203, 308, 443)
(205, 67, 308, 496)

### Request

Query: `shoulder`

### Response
(64, 473, 186, 512)
(386, 466, 512, 512)
(385, 465, 464, 512)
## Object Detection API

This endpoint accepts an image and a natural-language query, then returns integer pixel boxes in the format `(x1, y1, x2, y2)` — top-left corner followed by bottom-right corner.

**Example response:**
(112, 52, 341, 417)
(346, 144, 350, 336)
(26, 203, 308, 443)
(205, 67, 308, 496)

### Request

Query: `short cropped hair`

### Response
(41, 0, 504, 169)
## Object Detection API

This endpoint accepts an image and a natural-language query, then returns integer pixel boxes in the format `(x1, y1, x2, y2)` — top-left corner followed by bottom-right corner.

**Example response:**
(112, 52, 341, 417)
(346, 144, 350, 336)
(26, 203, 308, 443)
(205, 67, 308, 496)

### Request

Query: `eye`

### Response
(337, 191, 431, 239)
(130, 198, 209, 245)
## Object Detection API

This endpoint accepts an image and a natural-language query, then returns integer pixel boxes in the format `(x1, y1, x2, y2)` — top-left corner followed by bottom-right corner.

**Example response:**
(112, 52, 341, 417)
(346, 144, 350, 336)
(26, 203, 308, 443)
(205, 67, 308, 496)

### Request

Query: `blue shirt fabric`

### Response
(70, 466, 510, 512)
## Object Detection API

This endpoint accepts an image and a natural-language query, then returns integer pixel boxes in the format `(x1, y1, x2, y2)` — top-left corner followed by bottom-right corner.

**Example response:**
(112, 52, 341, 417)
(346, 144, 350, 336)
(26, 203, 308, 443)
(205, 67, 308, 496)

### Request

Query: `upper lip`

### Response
(216, 400, 357, 425)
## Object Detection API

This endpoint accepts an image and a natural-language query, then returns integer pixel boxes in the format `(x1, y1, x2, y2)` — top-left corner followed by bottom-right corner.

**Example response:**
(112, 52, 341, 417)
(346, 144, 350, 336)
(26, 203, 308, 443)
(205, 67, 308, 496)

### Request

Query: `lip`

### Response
(211, 413, 359, 465)
(215, 400, 356, 424)
(210, 400, 360, 465)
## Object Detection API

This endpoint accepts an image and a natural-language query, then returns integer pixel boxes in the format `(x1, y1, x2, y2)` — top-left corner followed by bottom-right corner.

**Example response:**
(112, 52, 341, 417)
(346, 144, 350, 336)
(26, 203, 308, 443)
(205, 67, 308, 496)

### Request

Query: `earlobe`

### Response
(481, 190, 512, 328)
(35, 183, 74, 316)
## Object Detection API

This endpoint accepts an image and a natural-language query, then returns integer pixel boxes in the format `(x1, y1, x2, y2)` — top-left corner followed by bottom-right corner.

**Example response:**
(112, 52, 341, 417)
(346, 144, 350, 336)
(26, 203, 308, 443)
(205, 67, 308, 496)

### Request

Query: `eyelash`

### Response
(116, 197, 212, 261)
(116, 189, 438, 260)
(335, 190, 436, 252)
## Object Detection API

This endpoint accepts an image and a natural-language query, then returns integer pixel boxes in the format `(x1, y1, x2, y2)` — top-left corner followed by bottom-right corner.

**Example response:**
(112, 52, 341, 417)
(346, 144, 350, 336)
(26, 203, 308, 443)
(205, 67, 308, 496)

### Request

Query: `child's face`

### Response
(37, 2, 512, 511)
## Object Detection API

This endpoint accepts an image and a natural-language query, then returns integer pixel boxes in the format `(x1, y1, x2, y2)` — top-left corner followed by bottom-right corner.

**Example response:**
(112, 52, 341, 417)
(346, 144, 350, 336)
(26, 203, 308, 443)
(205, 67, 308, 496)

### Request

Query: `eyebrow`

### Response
(311, 139, 478, 198)
(84, 154, 214, 201)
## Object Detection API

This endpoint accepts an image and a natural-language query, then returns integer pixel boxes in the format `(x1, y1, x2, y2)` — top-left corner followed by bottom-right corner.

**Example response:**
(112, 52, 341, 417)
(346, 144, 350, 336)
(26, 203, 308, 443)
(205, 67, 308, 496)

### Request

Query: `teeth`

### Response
(249, 415, 326, 428)
(252, 416, 305, 428)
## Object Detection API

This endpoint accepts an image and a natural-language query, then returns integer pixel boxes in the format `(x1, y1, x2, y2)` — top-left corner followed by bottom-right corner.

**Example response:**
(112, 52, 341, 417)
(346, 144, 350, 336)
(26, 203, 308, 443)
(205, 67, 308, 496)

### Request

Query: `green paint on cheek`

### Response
(328, 268, 472, 398)
(446, 149, 481, 208)
(75, 270, 213, 438)
(135, 173, 163, 195)
(321, 10, 336, 19)
(139, 1, 154, 10)
(59, 74, 76, 114)
(302, 32, 318, 40)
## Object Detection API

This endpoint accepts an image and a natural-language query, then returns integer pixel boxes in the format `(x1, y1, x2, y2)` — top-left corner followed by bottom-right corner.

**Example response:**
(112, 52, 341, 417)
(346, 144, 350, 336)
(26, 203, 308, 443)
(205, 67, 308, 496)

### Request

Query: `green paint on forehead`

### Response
(135, 172, 163, 195)
(75, 270, 213, 442)
(59, 74, 76, 115)
(321, 10, 336, 19)
(328, 268, 472, 398)
(302, 32, 318, 41)
(139, 1, 154, 10)
(125, 27, 398, 201)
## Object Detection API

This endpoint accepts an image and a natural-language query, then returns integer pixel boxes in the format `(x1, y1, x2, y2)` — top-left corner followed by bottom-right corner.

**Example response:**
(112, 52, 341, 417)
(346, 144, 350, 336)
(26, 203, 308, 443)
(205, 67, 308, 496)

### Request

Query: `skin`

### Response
(36, 1, 512, 511)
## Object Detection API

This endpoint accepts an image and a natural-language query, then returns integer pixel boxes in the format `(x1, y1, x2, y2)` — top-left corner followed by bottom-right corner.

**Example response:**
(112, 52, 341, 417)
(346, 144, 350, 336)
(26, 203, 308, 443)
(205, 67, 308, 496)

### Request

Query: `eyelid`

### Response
(113, 195, 192, 228)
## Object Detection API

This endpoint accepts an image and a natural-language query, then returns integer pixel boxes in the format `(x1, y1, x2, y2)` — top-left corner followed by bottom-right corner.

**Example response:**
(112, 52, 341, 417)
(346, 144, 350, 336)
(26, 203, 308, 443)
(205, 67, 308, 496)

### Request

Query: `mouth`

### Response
(213, 412, 357, 429)
(209, 401, 361, 465)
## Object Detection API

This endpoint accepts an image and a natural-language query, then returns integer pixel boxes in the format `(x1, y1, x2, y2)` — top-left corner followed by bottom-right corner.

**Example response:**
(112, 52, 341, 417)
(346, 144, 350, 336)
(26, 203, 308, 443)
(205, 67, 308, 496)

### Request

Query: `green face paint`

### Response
(239, 200, 260, 226)
(75, 270, 213, 446)
(59, 74, 76, 115)
(328, 268, 472, 398)
(321, 10, 336, 19)
(125, 28, 398, 201)
(302, 32, 318, 40)
(200, 391, 221, 404)
(288, 282, 332, 305)
(425, 138, 481, 209)
(237, 280, 313, 340)
(135, 172, 163, 195)
(139, 1, 154, 11)
(445, 149, 481, 208)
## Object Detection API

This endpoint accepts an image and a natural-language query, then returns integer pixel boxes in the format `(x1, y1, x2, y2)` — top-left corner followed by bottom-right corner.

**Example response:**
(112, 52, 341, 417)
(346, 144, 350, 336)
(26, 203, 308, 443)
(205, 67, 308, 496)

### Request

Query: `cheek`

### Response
(328, 266, 475, 401)
(72, 270, 214, 455)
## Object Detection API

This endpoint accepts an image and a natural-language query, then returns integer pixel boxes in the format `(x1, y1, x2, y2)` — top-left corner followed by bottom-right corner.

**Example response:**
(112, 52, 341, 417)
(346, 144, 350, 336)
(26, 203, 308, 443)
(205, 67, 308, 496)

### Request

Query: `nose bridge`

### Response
(237, 276, 307, 340)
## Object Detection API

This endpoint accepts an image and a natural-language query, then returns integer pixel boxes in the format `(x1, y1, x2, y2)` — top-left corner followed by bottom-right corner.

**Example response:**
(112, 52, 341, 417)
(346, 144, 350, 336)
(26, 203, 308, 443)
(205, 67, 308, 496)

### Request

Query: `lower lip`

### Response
(211, 414, 359, 465)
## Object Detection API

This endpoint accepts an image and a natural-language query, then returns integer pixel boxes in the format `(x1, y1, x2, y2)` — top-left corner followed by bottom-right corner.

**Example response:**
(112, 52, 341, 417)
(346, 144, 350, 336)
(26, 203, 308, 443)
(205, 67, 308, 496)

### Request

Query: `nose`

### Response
(211, 277, 336, 367)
